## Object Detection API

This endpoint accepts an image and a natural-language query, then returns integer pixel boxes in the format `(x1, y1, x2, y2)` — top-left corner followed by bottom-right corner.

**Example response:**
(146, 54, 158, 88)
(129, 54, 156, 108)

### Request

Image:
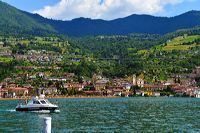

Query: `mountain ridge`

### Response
(0, 1, 56, 35)
(1, 1, 200, 36)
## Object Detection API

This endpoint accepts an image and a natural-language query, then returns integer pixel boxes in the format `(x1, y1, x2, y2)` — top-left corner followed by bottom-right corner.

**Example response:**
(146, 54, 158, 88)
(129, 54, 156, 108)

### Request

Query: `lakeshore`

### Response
(0, 94, 196, 101)
(0, 95, 118, 100)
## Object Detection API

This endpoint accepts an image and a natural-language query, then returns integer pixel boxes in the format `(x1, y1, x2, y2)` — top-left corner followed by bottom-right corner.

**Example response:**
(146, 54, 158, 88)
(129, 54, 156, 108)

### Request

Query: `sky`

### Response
(1, 0, 200, 20)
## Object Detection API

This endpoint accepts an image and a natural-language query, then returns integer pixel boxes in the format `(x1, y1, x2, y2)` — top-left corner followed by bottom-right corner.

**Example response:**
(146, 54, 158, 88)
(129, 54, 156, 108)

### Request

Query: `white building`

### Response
(194, 89, 200, 98)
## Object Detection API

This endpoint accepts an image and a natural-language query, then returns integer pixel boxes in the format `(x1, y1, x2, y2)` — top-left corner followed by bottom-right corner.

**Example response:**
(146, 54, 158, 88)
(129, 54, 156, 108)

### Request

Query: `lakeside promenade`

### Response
(0, 95, 118, 100)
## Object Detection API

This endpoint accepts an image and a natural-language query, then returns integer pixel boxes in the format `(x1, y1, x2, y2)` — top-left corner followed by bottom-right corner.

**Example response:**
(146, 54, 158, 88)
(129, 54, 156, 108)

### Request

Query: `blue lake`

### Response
(0, 97, 200, 132)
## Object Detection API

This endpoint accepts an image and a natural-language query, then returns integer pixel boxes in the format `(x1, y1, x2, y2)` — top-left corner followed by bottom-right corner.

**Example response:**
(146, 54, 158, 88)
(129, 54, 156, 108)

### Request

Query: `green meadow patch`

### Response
(163, 44, 196, 51)
(0, 57, 13, 63)
(162, 35, 200, 51)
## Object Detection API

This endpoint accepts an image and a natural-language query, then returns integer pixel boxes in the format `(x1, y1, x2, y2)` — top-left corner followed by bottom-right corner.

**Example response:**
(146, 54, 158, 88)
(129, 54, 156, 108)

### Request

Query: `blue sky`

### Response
(1, 0, 200, 20)
(1, 0, 59, 12)
(160, 0, 200, 17)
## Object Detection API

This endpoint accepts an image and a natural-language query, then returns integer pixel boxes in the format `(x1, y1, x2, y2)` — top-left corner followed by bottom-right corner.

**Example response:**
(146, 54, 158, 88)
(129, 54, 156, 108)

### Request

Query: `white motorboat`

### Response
(16, 95, 59, 112)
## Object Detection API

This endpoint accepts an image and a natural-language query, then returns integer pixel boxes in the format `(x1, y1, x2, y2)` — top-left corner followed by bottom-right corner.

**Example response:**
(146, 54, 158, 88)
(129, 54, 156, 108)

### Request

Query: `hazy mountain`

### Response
(1, 1, 200, 36)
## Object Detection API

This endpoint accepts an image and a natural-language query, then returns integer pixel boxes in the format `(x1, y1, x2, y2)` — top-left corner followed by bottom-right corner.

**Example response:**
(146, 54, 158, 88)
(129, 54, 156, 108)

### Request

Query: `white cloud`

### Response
(33, 0, 191, 20)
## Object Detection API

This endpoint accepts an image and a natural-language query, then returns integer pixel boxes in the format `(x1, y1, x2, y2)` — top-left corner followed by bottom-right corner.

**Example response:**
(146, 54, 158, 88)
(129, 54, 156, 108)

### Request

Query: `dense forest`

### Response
(71, 26, 200, 80)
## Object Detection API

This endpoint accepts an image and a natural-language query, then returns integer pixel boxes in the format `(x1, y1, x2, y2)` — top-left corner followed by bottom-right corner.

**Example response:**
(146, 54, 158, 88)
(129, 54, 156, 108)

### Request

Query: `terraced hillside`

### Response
(162, 35, 200, 51)
(135, 34, 200, 81)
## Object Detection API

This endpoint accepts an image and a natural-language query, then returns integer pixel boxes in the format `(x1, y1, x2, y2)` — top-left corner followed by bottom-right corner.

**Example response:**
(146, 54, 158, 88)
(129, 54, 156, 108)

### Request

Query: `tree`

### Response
(195, 77, 200, 87)
(55, 81, 67, 95)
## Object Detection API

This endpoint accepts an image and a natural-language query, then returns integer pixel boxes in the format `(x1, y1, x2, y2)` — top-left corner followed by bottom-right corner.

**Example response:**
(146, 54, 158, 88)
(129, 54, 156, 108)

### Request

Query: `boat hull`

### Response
(16, 106, 58, 112)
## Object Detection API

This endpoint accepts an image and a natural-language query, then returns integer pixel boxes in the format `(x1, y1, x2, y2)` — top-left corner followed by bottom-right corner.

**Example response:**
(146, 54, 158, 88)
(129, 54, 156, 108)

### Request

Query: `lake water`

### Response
(0, 97, 200, 132)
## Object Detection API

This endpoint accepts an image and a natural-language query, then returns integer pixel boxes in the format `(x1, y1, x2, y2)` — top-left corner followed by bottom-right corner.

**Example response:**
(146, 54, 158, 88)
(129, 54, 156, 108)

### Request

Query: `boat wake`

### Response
(54, 110, 60, 113)
(0, 109, 16, 112)
(7, 109, 16, 112)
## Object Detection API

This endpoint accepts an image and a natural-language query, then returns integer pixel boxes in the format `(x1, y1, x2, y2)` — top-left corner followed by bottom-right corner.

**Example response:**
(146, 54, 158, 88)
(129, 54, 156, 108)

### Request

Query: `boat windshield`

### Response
(40, 100, 47, 104)
(33, 100, 40, 104)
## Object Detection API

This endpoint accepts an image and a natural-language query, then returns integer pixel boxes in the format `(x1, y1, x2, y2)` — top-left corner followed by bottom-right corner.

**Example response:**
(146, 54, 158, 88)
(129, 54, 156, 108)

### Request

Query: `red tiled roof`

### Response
(84, 91, 102, 95)
(112, 89, 123, 92)
(172, 86, 187, 90)
(0, 89, 8, 92)
(143, 84, 165, 88)
(108, 86, 124, 89)
(10, 87, 29, 91)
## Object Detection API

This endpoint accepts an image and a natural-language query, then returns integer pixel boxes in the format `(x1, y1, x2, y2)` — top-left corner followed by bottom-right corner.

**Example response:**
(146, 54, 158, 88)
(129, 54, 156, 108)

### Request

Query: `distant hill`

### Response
(1, 1, 200, 36)
(0, 1, 56, 35)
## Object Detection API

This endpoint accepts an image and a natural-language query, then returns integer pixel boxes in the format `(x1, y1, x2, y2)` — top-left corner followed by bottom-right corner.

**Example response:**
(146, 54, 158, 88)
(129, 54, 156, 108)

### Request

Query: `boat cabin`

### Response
(27, 98, 50, 105)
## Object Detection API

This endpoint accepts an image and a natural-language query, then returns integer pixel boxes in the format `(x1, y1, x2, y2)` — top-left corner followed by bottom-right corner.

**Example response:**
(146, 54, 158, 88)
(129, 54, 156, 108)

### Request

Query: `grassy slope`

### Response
(162, 35, 200, 51)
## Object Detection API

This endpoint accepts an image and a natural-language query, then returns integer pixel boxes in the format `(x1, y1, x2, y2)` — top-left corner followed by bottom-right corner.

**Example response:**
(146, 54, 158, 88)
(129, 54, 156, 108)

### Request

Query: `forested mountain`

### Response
(1, 1, 200, 36)
(0, 1, 56, 35)
(44, 10, 200, 36)
(69, 34, 161, 58)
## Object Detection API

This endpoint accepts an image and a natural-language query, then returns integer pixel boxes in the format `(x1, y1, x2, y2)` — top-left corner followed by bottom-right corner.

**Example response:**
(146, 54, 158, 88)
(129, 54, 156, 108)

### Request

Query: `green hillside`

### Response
(0, 1, 56, 35)
(162, 35, 200, 51)
(0, 31, 200, 82)
(135, 33, 200, 81)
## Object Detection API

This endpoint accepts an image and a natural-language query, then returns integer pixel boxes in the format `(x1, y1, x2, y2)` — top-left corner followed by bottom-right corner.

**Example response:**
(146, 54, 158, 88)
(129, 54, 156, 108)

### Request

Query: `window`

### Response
(40, 100, 47, 104)
(33, 100, 40, 104)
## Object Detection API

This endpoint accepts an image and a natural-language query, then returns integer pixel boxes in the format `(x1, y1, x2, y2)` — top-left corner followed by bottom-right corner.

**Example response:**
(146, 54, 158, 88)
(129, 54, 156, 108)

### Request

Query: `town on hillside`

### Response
(0, 36, 200, 99)
(0, 66, 200, 98)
